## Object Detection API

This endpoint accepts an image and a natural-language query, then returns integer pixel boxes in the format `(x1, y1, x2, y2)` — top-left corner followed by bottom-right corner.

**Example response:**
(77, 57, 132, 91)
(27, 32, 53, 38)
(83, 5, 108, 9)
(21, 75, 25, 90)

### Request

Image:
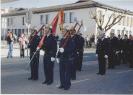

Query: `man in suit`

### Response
(57, 28, 76, 90)
(28, 29, 40, 80)
(96, 32, 108, 75)
(74, 33, 85, 71)
(42, 26, 57, 85)
(108, 32, 118, 69)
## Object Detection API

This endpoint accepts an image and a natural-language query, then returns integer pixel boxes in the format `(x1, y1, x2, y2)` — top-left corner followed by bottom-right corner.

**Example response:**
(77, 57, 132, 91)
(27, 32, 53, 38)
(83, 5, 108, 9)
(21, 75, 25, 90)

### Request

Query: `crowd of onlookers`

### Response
(5, 31, 96, 59)
(6, 31, 28, 58)
(84, 34, 95, 48)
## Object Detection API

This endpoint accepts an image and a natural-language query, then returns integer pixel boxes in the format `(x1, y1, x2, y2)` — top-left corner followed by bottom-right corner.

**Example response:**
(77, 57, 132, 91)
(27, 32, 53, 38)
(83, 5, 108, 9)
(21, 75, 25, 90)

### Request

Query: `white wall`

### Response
(1, 7, 133, 40)
(96, 8, 133, 38)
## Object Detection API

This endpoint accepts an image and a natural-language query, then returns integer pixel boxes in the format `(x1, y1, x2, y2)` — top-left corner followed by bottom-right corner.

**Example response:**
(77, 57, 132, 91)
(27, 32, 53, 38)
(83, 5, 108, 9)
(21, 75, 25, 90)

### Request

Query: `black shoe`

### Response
(32, 78, 38, 81)
(96, 72, 100, 75)
(108, 67, 115, 69)
(42, 81, 48, 84)
(100, 73, 105, 75)
(58, 85, 64, 89)
(77, 69, 82, 72)
(28, 77, 32, 80)
(129, 66, 133, 68)
(47, 82, 53, 85)
(71, 78, 76, 80)
(64, 87, 70, 90)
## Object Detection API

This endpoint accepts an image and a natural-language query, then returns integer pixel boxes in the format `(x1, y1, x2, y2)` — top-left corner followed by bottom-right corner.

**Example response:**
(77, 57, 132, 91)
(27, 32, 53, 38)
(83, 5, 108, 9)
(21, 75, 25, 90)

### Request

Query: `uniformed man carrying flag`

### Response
(57, 27, 76, 90)
(28, 28, 41, 80)
(42, 25, 57, 85)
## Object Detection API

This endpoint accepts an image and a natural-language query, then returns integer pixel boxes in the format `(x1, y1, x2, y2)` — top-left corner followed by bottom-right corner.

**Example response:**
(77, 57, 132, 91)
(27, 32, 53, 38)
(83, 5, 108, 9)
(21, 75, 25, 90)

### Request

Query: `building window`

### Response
(7, 18, 10, 26)
(11, 18, 13, 25)
(22, 29, 25, 33)
(18, 29, 21, 37)
(7, 18, 13, 26)
(117, 30, 120, 35)
(69, 12, 75, 23)
(130, 17, 133, 27)
(45, 14, 49, 24)
(121, 18, 124, 26)
(22, 17, 25, 25)
(131, 17, 133, 27)
(127, 17, 129, 26)
(40, 15, 44, 24)
(98, 10, 102, 19)
(111, 29, 115, 34)
(15, 29, 18, 36)
(123, 17, 126, 26)
(64, 13, 68, 23)
(118, 18, 121, 25)
(26, 29, 28, 34)
(74, 17, 77, 22)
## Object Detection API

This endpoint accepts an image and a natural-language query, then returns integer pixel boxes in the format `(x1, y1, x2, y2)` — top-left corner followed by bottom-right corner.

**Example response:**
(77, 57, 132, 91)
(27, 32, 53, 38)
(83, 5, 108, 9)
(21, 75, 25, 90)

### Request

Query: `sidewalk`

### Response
(1, 41, 20, 49)
(1, 41, 96, 58)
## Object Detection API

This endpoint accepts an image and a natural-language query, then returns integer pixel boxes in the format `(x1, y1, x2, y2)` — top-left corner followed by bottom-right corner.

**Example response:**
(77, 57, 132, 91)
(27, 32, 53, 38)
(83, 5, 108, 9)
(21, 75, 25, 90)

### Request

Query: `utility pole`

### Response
(25, 8, 32, 56)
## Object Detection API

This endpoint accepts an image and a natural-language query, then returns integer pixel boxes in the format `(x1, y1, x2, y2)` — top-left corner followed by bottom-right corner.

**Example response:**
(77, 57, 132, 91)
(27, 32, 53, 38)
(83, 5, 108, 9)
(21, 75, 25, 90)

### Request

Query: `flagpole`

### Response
(27, 11, 59, 70)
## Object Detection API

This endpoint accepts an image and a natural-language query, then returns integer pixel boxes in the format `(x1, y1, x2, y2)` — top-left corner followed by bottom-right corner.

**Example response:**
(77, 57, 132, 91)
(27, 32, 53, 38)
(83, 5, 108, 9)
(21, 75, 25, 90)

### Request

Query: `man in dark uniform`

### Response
(74, 33, 85, 71)
(128, 35, 133, 68)
(116, 34, 123, 65)
(28, 29, 40, 80)
(122, 34, 129, 64)
(96, 32, 108, 75)
(108, 32, 118, 69)
(67, 28, 77, 80)
(42, 26, 57, 85)
(57, 29, 76, 90)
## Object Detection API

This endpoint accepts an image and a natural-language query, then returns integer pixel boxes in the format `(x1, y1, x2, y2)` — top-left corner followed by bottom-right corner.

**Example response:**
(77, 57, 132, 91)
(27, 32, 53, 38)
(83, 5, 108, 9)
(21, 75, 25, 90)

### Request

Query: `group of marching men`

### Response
(96, 31, 133, 75)
(28, 25, 85, 90)
(27, 23, 133, 90)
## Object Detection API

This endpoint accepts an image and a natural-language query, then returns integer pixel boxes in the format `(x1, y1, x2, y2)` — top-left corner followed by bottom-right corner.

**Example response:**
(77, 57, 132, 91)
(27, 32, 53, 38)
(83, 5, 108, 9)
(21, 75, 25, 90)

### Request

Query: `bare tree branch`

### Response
(105, 15, 124, 31)
(100, 14, 105, 27)
(90, 7, 126, 34)
(104, 12, 115, 31)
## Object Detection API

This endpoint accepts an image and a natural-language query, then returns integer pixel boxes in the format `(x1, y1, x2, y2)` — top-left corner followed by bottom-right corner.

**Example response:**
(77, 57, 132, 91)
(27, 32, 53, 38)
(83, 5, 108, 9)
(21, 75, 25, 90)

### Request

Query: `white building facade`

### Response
(1, 0, 133, 40)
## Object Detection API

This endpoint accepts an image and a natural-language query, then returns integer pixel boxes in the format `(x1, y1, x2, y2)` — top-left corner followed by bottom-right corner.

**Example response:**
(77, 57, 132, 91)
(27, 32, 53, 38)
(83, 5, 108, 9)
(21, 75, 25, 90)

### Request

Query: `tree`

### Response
(89, 8, 127, 33)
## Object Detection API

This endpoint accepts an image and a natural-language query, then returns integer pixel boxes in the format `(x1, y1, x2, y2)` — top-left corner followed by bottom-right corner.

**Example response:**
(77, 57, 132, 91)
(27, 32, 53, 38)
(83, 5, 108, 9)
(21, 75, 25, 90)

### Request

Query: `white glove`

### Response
(96, 54, 98, 57)
(51, 57, 55, 62)
(59, 48, 64, 53)
(104, 55, 108, 59)
(37, 47, 40, 50)
(77, 52, 79, 55)
(56, 58, 60, 64)
(116, 51, 119, 54)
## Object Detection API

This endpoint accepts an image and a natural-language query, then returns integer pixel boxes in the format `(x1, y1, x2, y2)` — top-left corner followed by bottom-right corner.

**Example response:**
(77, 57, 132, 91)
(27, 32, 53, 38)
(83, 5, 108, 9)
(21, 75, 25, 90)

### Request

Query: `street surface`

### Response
(1, 46, 133, 94)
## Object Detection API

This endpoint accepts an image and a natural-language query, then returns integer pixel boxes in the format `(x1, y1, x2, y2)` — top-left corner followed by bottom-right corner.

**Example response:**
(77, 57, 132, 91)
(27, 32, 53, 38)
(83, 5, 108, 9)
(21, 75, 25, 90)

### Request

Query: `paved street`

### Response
(1, 47, 133, 94)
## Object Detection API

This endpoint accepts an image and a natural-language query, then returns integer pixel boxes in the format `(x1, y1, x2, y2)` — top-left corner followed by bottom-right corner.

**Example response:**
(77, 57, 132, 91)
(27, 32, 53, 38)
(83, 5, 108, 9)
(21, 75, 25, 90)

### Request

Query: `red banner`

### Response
(51, 13, 59, 35)
(37, 10, 64, 49)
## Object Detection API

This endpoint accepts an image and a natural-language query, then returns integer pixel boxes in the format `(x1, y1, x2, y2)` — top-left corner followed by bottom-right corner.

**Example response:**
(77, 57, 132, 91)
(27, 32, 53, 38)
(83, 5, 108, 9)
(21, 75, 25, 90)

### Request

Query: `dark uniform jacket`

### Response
(108, 37, 118, 55)
(74, 34, 84, 52)
(43, 34, 57, 57)
(122, 39, 129, 53)
(116, 38, 123, 52)
(128, 39, 133, 55)
(58, 37, 76, 59)
(29, 35, 40, 53)
(96, 38, 108, 56)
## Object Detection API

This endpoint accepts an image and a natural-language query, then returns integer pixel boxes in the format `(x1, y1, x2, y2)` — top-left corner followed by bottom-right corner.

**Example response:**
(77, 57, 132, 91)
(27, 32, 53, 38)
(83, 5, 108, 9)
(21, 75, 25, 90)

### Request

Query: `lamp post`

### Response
(25, 8, 32, 56)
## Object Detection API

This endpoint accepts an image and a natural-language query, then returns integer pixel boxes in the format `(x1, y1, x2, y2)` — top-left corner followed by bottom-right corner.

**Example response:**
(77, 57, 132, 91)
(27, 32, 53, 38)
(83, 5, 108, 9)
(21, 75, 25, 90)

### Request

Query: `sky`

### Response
(1, 0, 133, 11)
